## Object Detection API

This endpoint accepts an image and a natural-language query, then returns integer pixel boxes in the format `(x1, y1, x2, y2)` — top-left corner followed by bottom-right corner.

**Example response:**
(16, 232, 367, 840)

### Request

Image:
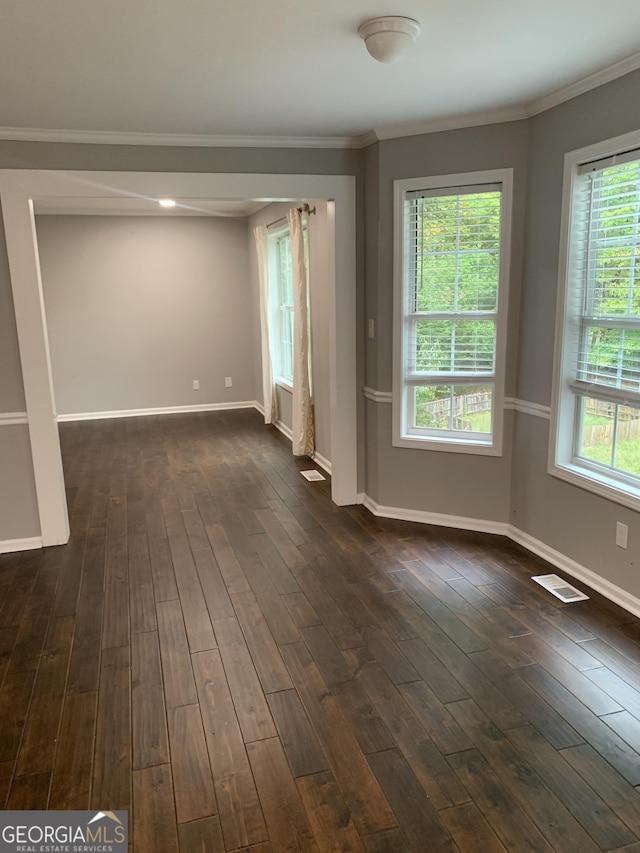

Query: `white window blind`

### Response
(570, 156, 640, 405)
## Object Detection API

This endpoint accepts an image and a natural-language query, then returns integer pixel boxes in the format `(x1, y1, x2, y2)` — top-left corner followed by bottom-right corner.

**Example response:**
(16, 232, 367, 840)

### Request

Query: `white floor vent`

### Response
(531, 574, 589, 603)
(300, 469, 326, 482)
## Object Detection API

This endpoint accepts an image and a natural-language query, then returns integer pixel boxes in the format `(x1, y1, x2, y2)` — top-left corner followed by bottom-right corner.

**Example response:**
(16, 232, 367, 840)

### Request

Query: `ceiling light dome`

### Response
(358, 16, 421, 64)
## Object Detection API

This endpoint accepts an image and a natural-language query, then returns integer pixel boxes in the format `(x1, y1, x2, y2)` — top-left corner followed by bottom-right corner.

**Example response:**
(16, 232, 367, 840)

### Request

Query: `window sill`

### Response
(276, 378, 293, 393)
(550, 460, 640, 513)
(392, 433, 501, 457)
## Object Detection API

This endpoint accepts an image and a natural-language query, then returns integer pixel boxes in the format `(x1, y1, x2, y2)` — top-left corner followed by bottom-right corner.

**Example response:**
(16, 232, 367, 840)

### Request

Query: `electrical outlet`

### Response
(368, 318, 375, 339)
(616, 521, 628, 549)
(192, 379, 200, 390)
(225, 377, 233, 388)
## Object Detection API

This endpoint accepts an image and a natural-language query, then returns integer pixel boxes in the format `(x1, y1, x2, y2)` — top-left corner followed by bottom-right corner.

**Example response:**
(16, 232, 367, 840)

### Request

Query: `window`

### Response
(552, 133, 640, 507)
(268, 225, 308, 387)
(393, 170, 512, 454)
(276, 230, 294, 384)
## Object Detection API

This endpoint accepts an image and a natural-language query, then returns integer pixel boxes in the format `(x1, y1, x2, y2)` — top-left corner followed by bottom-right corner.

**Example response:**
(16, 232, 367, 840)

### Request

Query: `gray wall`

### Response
(248, 201, 332, 465)
(0, 208, 39, 541)
(36, 215, 254, 415)
(365, 121, 529, 522)
(0, 141, 362, 176)
(0, 142, 362, 545)
(511, 69, 640, 596)
(0, 426, 39, 540)
(3, 74, 640, 602)
(0, 211, 26, 413)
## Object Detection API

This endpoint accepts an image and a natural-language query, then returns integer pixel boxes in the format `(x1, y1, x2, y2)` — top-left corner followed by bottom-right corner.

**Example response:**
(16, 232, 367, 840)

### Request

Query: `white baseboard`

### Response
(360, 492, 640, 619)
(274, 419, 293, 441)
(57, 401, 259, 422)
(312, 451, 332, 475)
(507, 525, 640, 620)
(0, 536, 43, 554)
(362, 495, 509, 536)
(272, 420, 332, 474)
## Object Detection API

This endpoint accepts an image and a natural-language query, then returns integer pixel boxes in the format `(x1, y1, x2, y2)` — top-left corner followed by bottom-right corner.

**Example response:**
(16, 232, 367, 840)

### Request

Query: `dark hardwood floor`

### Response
(2, 408, 640, 851)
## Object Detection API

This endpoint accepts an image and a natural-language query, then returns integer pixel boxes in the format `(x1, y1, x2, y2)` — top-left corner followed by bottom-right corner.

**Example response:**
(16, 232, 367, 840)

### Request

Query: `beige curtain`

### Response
(287, 208, 314, 456)
(253, 225, 278, 424)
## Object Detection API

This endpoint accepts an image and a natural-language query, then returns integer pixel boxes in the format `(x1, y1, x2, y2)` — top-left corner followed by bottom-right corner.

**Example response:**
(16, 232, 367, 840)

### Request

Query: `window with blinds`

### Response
(552, 134, 640, 506)
(393, 172, 511, 452)
(565, 152, 640, 485)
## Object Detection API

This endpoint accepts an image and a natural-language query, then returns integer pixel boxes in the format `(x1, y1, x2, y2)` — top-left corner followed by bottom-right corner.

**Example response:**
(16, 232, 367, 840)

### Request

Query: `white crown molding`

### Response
(0, 126, 361, 150)
(57, 401, 258, 422)
(370, 105, 529, 143)
(354, 130, 379, 149)
(357, 51, 640, 144)
(0, 411, 28, 426)
(0, 536, 42, 554)
(2, 51, 640, 153)
(526, 49, 640, 118)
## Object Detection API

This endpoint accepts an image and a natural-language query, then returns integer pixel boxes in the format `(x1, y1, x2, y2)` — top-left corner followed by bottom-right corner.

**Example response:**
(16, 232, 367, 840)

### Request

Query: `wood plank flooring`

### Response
(1, 408, 640, 851)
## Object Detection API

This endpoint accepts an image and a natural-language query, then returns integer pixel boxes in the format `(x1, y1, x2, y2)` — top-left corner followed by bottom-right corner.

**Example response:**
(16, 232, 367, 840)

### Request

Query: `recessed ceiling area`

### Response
(3, 0, 640, 144)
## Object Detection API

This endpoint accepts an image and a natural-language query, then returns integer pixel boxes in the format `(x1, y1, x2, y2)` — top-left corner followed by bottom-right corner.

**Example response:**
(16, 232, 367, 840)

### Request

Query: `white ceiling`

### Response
(2, 0, 640, 145)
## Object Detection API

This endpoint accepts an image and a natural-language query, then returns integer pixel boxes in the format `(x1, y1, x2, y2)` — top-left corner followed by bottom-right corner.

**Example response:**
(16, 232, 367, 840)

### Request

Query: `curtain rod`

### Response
(266, 203, 316, 230)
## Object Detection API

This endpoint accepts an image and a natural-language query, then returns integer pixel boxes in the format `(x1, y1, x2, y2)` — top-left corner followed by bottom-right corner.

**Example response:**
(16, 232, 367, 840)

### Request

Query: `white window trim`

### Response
(392, 168, 513, 456)
(549, 127, 640, 512)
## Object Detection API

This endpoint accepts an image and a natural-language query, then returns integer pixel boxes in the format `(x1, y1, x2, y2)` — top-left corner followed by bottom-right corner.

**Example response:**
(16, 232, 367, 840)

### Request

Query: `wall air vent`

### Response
(531, 574, 589, 603)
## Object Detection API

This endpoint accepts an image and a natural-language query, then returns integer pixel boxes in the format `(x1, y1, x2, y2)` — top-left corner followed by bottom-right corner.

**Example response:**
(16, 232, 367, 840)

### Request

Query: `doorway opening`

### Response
(0, 170, 357, 547)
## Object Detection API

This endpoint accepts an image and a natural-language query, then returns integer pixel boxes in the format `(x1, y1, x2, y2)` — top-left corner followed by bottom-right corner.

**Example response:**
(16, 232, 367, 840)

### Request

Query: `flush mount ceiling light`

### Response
(158, 198, 176, 208)
(358, 16, 421, 64)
